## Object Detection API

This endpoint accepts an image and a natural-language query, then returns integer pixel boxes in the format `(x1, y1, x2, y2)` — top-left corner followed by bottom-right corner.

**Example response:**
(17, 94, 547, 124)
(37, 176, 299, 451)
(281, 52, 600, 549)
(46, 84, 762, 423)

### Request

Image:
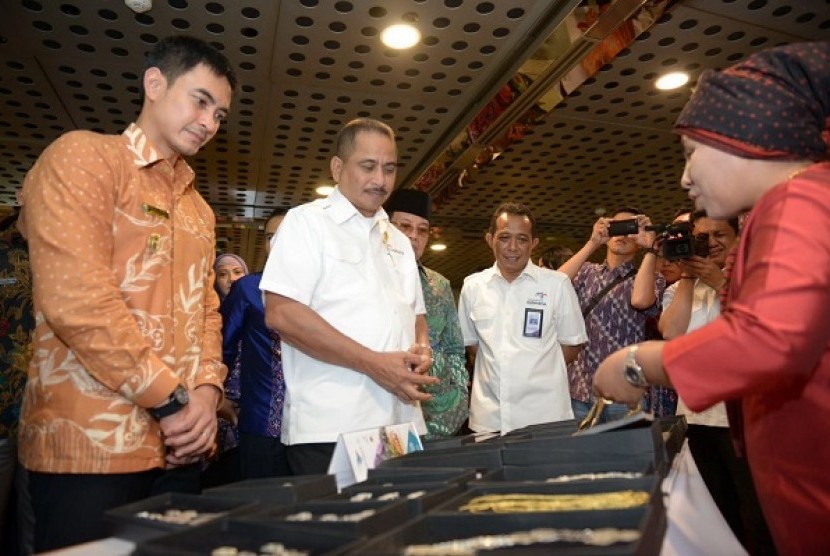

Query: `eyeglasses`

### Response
(391, 221, 430, 238)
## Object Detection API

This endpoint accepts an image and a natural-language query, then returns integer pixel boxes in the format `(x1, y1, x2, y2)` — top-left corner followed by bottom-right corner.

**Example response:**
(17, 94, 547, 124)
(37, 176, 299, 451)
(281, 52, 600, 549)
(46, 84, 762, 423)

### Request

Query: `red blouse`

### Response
(664, 162, 830, 554)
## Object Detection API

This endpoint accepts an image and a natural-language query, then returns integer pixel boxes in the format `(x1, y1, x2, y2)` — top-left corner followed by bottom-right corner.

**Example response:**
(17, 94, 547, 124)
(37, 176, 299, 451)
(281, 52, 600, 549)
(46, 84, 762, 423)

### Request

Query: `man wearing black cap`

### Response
(385, 189, 469, 439)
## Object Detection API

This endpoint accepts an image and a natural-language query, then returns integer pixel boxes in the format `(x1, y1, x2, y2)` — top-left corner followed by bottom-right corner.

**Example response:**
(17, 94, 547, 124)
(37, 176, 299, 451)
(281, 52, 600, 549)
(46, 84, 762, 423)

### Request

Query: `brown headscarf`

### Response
(674, 41, 830, 161)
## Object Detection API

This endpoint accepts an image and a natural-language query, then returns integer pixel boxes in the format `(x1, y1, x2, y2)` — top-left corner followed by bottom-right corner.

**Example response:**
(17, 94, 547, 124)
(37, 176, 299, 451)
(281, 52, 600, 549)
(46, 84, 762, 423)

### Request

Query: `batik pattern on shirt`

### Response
(418, 265, 468, 439)
(0, 224, 33, 440)
(568, 261, 664, 403)
(18, 124, 226, 473)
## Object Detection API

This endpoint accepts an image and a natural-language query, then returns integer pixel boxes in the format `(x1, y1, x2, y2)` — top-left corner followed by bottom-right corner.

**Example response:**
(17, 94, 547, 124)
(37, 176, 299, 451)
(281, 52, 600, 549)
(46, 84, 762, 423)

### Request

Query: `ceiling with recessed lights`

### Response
(0, 0, 827, 287)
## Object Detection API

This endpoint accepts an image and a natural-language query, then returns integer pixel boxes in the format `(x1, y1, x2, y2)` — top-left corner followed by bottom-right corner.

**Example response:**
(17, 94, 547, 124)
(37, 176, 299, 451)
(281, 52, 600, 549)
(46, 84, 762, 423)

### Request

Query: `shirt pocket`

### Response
(324, 243, 363, 265)
(471, 306, 496, 322)
(321, 243, 366, 298)
(469, 305, 497, 339)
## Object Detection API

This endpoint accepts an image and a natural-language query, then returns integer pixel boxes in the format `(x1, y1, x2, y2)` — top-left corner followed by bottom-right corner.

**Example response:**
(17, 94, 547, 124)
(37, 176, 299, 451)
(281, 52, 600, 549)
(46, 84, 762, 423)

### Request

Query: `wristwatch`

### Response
(623, 345, 649, 388)
(149, 385, 189, 421)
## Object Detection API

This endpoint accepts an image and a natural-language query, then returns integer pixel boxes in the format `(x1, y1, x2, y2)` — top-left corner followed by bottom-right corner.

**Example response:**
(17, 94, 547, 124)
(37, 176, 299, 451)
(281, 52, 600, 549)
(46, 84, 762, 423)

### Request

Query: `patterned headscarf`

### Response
(674, 41, 830, 160)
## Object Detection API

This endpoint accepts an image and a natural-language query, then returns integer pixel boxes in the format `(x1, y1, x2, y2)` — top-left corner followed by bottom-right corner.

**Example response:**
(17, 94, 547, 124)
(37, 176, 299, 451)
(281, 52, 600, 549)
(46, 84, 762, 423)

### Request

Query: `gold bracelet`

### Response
(458, 490, 650, 513)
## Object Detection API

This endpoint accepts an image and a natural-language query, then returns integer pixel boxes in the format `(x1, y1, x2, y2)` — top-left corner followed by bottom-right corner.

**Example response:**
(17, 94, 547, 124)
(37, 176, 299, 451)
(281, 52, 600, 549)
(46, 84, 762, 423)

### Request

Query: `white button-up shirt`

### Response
(458, 262, 587, 434)
(260, 187, 427, 444)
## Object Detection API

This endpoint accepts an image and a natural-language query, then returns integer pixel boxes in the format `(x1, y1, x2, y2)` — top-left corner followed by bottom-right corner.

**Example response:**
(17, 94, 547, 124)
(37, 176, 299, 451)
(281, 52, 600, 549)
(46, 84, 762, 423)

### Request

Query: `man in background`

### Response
(559, 207, 665, 423)
(0, 209, 33, 555)
(538, 245, 574, 271)
(458, 202, 586, 434)
(385, 189, 469, 439)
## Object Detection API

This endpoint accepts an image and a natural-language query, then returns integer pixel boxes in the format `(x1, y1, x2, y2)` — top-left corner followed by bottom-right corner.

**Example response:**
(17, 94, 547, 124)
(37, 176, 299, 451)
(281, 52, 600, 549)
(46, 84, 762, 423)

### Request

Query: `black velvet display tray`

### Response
(657, 415, 688, 465)
(202, 473, 336, 505)
(366, 465, 482, 486)
(134, 519, 363, 556)
(502, 423, 666, 475)
(332, 481, 464, 515)
(430, 475, 663, 516)
(104, 492, 259, 543)
(237, 497, 411, 538)
(379, 444, 504, 471)
(345, 506, 666, 555)
(486, 457, 655, 482)
(501, 419, 581, 439)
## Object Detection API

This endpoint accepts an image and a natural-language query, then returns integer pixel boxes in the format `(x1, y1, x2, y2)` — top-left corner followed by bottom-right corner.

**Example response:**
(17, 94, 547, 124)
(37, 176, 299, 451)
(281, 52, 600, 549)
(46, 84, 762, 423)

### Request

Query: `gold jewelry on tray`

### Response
(458, 490, 650, 513)
(402, 527, 641, 555)
(544, 471, 644, 483)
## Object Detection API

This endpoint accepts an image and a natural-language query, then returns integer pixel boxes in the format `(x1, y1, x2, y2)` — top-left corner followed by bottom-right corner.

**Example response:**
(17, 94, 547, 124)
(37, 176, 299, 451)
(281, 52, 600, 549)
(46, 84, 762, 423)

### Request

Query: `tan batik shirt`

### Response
(18, 123, 227, 473)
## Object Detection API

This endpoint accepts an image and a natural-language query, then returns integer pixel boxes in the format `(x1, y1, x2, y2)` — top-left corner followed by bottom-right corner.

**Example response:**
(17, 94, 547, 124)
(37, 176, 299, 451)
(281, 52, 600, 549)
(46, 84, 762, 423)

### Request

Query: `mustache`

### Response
(368, 186, 389, 195)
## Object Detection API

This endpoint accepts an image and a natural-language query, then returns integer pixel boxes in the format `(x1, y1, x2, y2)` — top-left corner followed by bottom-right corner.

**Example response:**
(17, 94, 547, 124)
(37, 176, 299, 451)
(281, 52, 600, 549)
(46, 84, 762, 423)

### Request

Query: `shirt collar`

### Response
(121, 123, 195, 188)
(602, 258, 637, 277)
(122, 123, 164, 168)
(324, 186, 388, 228)
(486, 260, 538, 283)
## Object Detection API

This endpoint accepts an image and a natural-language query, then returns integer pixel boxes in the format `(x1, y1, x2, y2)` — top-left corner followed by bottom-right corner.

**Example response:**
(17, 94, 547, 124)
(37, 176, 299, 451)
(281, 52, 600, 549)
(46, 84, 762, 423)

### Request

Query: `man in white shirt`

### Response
(260, 118, 437, 474)
(458, 202, 587, 434)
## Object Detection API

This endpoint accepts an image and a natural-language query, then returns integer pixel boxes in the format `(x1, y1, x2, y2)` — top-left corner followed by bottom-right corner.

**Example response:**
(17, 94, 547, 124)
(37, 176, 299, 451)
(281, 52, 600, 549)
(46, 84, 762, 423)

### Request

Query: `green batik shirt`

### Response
(419, 265, 469, 439)
(0, 221, 33, 441)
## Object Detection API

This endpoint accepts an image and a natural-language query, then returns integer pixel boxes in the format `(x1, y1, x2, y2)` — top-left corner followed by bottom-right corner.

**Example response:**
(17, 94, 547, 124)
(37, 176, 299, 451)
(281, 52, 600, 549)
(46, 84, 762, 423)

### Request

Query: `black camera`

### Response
(646, 221, 710, 261)
(607, 218, 639, 237)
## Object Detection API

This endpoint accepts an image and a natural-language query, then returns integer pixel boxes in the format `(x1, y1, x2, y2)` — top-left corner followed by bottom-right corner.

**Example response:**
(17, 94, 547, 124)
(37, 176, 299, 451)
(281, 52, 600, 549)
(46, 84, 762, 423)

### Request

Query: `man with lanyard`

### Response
(458, 202, 586, 434)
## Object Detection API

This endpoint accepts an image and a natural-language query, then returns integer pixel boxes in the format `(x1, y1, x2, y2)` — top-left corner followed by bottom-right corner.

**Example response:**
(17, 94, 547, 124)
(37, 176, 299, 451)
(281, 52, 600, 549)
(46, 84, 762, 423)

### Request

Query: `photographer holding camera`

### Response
(559, 208, 665, 423)
(659, 212, 737, 338)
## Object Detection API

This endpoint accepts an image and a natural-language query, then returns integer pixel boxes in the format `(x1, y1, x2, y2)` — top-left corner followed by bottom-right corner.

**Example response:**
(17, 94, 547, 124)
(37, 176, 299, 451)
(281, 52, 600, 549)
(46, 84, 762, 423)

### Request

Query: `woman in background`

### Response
(203, 252, 249, 486)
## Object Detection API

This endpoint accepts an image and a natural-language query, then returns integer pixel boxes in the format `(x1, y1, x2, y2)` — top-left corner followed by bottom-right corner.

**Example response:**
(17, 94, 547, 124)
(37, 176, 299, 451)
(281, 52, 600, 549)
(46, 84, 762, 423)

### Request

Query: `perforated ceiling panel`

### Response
(421, 0, 830, 285)
(0, 0, 828, 284)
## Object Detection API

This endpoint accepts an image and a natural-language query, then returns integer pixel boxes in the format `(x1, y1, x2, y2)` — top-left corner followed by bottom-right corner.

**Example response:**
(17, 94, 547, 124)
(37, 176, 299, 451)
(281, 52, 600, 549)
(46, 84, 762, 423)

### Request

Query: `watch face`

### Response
(625, 365, 647, 387)
(173, 386, 189, 405)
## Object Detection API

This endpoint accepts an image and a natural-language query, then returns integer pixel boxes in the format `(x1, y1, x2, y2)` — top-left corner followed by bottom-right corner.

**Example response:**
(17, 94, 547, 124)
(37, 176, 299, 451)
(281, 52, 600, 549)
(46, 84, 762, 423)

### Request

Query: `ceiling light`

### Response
(655, 72, 690, 90)
(430, 243, 447, 252)
(124, 0, 152, 13)
(315, 185, 334, 196)
(381, 24, 421, 49)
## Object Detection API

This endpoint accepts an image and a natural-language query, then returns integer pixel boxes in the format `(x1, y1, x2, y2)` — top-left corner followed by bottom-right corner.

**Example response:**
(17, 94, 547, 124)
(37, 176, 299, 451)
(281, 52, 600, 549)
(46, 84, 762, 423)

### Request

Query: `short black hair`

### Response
(690, 209, 739, 235)
(673, 207, 693, 220)
(488, 202, 537, 237)
(266, 207, 289, 220)
(334, 118, 397, 161)
(141, 35, 237, 100)
(610, 206, 644, 218)
(539, 245, 574, 270)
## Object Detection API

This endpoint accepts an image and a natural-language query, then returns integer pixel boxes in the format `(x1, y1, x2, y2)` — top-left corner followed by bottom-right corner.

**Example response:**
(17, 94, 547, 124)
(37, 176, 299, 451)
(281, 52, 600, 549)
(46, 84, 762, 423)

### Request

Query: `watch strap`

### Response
(149, 385, 188, 421)
(624, 345, 649, 387)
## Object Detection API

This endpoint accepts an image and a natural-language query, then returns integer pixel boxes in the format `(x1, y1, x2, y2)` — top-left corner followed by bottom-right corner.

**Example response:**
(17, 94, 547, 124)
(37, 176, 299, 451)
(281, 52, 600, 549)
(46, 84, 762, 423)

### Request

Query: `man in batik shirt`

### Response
(18, 36, 234, 551)
(0, 210, 33, 554)
(385, 189, 469, 439)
